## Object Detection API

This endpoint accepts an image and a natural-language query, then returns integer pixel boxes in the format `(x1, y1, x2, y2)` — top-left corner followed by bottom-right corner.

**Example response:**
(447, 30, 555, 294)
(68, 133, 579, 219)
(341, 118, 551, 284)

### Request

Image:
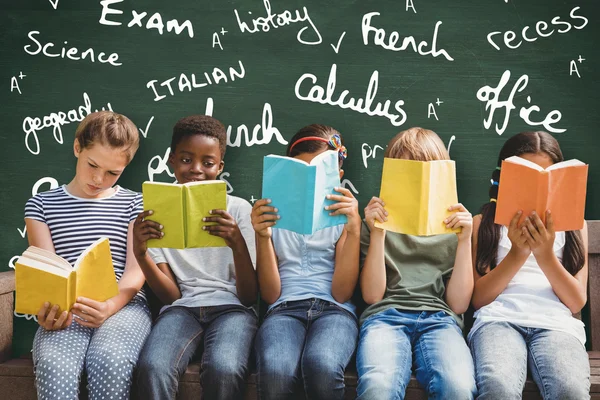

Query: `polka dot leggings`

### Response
(32, 297, 151, 400)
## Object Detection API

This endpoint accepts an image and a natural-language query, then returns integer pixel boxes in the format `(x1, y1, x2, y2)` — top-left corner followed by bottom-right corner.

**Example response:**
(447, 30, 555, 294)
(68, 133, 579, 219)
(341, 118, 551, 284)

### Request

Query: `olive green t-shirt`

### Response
(359, 222, 462, 328)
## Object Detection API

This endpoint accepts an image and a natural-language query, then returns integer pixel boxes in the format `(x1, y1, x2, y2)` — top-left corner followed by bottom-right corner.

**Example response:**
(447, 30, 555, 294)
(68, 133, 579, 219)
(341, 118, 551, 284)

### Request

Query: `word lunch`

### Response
(23, 31, 121, 66)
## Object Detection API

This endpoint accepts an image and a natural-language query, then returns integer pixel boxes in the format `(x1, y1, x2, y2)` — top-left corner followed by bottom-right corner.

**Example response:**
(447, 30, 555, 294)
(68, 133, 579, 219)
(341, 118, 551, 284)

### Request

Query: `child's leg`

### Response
(300, 301, 358, 400)
(85, 297, 151, 400)
(356, 308, 414, 400)
(255, 301, 310, 400)
(528, 329, 590, 400)
(32, 321, 93, 400)
(469, 321, 527, 399)
(136, 306, 204, 400)
(200, 305, 258, 400)
(413, 311, 476, 400)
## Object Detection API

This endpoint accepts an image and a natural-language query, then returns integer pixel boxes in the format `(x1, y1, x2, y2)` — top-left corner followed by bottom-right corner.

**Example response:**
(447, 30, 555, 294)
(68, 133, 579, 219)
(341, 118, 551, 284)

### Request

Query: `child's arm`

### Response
(131, 210, 181, 305)
(251, 199, 280, 305)
(326, 187, 361, 303)
(72, 218, 155, 327)
(26, 218, 73, 330)
(443, 204, 474, 314)
(359, 197, 388, 304)
(524, 211, 588, 313)
(204, 208, 258, 306)
(471, 211, 530, 310)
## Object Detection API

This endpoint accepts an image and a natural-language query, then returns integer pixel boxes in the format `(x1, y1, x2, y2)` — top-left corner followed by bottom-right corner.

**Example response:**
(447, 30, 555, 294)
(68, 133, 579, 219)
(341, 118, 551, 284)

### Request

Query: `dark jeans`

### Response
(254, 298, 358, 400)
(136, 304, 258, 400)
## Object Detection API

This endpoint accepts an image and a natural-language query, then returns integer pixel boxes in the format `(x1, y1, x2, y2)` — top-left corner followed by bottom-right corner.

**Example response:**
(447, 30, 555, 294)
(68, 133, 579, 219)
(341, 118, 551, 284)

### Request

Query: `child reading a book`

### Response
(133, 115, 258, 400)
(24, 111, 150, 400)
(469, 131, 589, 399)
(356, 127, 477, 400)
(251, 124, 360, 400)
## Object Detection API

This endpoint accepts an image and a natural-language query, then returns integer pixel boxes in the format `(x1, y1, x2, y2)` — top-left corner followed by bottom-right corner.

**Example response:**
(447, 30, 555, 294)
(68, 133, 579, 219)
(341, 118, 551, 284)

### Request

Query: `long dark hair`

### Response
(476, 131, 585, 276)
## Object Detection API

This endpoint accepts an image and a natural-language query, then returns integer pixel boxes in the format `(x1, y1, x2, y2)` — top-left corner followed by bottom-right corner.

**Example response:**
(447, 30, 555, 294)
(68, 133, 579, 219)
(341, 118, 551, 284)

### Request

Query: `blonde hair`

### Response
(384, 127, 449, 161)
(75, 111, 139, 162)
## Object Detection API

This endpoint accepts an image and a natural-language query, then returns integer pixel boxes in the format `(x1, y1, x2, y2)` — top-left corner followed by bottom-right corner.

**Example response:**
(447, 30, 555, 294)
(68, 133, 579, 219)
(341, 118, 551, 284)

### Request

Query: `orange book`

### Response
(495, 156, 588, 231)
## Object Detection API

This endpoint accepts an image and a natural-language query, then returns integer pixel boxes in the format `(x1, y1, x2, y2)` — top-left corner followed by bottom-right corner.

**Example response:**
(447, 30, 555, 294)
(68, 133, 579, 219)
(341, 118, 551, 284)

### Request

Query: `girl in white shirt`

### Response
(470, 130, 589, 399)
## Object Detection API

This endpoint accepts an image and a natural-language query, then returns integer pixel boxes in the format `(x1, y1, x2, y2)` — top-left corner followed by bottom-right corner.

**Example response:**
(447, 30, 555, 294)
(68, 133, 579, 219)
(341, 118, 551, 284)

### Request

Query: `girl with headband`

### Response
(251, 124, 360, 400)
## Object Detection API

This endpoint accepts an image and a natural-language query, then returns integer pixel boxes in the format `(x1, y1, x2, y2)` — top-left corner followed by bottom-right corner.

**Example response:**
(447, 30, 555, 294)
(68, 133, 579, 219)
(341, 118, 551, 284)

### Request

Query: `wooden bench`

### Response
(2, 221, 600, 399)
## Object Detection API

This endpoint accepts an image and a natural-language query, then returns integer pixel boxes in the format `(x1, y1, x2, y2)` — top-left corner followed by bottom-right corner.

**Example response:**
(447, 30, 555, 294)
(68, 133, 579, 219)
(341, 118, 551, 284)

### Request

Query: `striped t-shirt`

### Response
(24, 185, 143, 298)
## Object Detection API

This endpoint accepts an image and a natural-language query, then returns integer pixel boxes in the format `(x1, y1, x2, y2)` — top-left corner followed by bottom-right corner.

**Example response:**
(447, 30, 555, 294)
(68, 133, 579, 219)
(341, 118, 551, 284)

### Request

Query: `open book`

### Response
(15, 237, 119, 315)
(375, 158, 460, 236)
(142, 180, 227, 249)
(262, 150, 347, 235)
(495, 156, 588, 231)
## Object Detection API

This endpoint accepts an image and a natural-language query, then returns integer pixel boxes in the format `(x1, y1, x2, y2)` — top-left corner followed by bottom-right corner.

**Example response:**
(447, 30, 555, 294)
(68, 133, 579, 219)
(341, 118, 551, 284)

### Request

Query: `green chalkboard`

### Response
(1, 0, 599, 356)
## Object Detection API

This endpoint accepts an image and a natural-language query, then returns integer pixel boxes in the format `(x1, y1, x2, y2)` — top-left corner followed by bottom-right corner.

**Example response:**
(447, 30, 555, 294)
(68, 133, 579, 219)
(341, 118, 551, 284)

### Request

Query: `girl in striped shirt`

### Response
(24, 111, 151, 400)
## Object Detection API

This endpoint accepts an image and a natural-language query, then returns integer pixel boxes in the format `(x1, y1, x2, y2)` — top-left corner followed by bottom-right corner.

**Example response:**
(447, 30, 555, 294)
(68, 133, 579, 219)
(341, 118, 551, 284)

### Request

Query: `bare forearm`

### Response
(256, 235, 281, 304)
(108, 267, 145, 313)
(536, 252, 587, 313)
(472, 249, 528, 310)
(360, 230, 387, 304)
(332, 231, 360, 303)
(136, 253, 181, 304)
(445, 239, 473, 314)
(232, 242, 258, 306)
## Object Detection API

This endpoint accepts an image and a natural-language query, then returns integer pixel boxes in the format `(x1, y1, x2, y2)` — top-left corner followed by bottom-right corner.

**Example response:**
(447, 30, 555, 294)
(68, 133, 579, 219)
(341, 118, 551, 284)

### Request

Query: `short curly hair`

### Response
(171, 115, 227, 158)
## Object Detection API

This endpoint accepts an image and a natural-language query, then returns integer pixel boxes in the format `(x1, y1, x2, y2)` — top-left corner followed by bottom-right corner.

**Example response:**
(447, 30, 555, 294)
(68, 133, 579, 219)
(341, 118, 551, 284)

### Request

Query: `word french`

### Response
(362, 12, 453, 61)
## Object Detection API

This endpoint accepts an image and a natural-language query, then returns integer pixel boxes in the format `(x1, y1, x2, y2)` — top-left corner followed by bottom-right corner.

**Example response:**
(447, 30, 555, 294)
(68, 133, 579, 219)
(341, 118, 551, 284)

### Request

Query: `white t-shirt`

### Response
(148, 195, 256, 309)
(469, 226, 586, 345)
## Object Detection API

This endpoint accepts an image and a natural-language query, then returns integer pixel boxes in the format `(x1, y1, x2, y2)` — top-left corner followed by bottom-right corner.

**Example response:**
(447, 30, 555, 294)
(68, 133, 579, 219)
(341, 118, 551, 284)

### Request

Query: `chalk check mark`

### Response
(331, 32, 347, 54)
(48, 0, 59, 9)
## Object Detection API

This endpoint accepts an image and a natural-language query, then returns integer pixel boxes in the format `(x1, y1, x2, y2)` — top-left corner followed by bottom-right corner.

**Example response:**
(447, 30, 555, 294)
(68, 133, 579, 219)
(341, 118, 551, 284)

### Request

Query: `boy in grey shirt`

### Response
(133, 115, 258, 400)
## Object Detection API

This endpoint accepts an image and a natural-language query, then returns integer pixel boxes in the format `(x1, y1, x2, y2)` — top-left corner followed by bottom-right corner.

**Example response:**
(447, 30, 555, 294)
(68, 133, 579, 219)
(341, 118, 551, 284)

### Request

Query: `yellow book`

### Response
(15, 237, 119, 315)
(142, 180, 227, 249)
(375, 158, 460, 236)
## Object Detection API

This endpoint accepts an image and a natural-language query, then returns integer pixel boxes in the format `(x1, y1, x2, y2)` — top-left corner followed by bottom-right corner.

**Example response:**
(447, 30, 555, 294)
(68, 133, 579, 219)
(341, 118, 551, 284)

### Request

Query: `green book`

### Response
(142, 181, 227, 249)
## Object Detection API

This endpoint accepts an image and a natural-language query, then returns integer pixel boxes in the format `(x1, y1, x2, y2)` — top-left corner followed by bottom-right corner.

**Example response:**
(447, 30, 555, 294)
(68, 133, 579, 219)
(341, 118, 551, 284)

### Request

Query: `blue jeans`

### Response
(254, 298, 358, 400)
(136, 304, 258, 400)
(469, 321, 590, 399)
(356, 308, 476, 400)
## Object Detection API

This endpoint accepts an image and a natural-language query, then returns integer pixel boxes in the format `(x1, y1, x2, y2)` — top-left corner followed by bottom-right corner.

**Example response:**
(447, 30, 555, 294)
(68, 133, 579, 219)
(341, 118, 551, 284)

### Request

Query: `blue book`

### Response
(262, 150, 348, 234)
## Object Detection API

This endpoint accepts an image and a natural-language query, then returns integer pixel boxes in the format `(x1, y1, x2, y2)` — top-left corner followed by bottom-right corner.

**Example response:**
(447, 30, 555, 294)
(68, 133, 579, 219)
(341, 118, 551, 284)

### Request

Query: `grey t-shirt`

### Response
(148, 195, 256, 309)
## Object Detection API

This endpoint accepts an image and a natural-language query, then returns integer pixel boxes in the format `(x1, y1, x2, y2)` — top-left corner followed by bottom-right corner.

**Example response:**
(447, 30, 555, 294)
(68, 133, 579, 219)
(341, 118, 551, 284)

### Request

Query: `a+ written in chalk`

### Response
(221, 27, 228, 35)
(436, 98, 443, 106)
(19, 71, 26, 79)
(578, 55, 585, 63)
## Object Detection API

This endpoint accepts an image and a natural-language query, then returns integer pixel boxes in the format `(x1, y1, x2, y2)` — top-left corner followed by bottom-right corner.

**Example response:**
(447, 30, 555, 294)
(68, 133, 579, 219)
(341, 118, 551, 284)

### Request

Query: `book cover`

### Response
(14, 237, 119, 315)
(142, 180, 227, 248)
(495, 156, 588, 231)
(375, 158, 459, 236)
(262, 150, 347, 235)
